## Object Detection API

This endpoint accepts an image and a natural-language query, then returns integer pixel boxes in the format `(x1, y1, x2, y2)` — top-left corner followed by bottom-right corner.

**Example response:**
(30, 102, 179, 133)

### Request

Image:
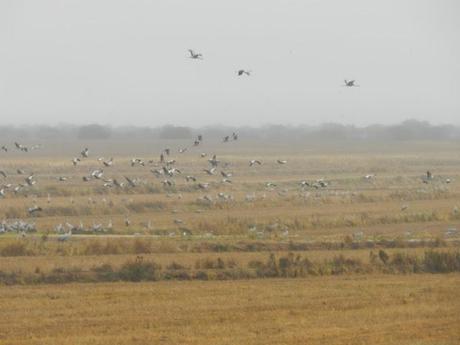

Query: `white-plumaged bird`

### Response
(198, 183, 209, 189)
(131, 158, 145, 167)
(249, 160, 262, 167)
(203, 168, 216, 175)
(28, 206, 43, 214)
(162, 179, 174, 187)
(103, 158, 113, 167)
(186, 175, 197, 182)
(91, 169, 104, 179)
(25, 175, 36, 186)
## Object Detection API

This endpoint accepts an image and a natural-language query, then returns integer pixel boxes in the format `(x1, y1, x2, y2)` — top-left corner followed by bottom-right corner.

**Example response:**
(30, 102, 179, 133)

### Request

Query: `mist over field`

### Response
(3, 120, 460, 142)
(1, 1, 459, 127)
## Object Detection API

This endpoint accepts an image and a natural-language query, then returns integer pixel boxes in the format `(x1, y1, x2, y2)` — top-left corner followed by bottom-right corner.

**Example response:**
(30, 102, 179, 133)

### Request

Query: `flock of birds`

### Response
(0, 127, 343, 237)
(0, 49, 452, 238)
(0, 128, 452, 238)
(187, 49, 358, 87)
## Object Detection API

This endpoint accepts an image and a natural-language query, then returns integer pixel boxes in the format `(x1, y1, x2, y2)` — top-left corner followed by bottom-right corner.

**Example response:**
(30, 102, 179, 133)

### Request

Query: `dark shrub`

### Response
(390, 253, 421, 273)
(118, 257, 159, 282)
(194, 271, 209, 280)
(0, 271, 20, 285)
(378, 250, 390, 265)
(195, 257, 225, 269)
(423, 251, 460, 273)
(329, 255, 364, 274)
(0, 242, 29, 257)
(166, 262, 187, 270)
(92, 264, 117, 281)
(44, 267, 83, 284)
(162, 270, 191, 280)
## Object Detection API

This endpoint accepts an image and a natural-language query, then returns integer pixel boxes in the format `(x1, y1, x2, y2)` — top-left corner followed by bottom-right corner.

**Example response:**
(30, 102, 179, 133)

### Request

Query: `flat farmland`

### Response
(1, 275, 460, 345)
(1, 140, 460, 344)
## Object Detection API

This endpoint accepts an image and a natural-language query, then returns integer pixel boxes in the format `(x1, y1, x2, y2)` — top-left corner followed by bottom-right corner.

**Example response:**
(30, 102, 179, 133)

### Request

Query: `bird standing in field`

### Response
(427, 170, 433, 180)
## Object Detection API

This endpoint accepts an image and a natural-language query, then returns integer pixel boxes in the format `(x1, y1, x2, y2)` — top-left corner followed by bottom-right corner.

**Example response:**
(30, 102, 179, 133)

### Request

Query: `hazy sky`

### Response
(1, 0, 459, 127)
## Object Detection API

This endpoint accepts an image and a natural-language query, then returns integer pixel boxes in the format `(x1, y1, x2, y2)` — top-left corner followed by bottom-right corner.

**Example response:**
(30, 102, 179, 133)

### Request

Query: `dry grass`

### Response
(0, 247, 453, 274)
(1, 274, 459, 345)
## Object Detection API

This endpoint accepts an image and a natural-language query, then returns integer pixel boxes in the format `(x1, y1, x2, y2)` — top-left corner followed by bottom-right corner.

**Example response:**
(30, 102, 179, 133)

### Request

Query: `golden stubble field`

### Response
(1, 275, 460, 345)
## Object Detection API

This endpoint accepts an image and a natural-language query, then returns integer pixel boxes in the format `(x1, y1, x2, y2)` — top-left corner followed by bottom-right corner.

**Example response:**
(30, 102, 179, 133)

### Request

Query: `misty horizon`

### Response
(1, 0, 459, 127)
(2, 120, 460, 145)
(1, 118, 460, 130)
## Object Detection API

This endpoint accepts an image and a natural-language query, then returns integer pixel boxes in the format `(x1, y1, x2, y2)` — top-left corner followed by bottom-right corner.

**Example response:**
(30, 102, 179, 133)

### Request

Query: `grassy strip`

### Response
(1, 250, 459, 285)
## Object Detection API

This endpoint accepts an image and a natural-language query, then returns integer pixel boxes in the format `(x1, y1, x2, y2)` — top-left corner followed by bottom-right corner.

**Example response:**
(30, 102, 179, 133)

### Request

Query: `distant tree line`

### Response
(0, 120, 459, 142)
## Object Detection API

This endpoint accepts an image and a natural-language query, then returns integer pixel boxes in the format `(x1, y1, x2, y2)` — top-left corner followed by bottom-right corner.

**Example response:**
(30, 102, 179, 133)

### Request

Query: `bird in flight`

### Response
(249, 159, 262, 167)
(81, 148, 89, 158)
(237, 69, 251, 76)
(188, 49, 203, 59)
(344, 79, 359, 87)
